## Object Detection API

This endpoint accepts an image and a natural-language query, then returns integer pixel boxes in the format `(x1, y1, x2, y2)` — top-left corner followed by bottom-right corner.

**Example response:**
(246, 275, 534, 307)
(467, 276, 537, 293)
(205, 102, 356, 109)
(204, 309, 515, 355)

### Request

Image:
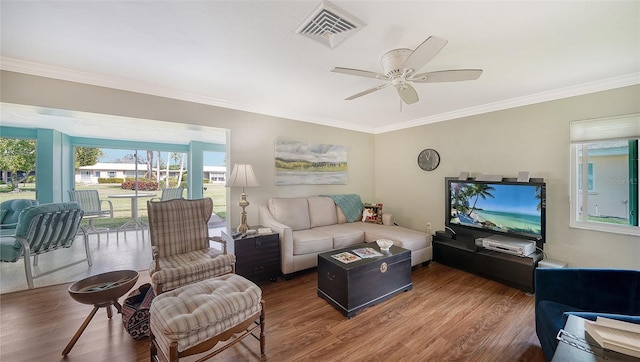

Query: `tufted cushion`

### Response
(308, 197, 338, 228)
(150, 274, 261, 353)
(268, 198, 310, 231)
(0, 199, 39, 229)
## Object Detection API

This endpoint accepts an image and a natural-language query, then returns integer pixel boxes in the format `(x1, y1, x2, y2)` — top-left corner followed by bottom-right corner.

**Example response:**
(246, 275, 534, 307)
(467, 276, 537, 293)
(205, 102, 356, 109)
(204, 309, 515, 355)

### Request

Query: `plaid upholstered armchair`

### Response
(147, 198, 235, 294)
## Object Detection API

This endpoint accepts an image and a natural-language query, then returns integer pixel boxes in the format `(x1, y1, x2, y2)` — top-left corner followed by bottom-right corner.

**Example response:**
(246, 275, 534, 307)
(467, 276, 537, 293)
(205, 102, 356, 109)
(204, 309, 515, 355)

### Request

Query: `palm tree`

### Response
(535, 185, 543, 211)
(451, 183, 471, 215)
(466, 184, 496, 216)
(145, 150, 153, 179)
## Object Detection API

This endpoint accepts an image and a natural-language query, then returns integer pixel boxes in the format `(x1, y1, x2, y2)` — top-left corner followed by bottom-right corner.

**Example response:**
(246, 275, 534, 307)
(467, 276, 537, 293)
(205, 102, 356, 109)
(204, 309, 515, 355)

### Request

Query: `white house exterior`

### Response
(75, 163, 226, 185)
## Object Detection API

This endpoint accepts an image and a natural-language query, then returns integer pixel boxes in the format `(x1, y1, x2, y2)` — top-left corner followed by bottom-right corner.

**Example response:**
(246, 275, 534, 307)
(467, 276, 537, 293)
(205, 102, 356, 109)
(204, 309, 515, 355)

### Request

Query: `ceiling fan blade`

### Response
(403, 36, 448, 73)
(396, 83, 419, 105)
(331, 67, 387, 80)
(345, 83, 391, 100)
(409, 69, 483, 83)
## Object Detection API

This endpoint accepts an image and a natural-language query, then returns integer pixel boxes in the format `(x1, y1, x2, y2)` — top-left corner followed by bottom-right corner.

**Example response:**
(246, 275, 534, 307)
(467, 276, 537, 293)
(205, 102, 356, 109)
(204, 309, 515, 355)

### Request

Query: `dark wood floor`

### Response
(0, 262, 545, 361)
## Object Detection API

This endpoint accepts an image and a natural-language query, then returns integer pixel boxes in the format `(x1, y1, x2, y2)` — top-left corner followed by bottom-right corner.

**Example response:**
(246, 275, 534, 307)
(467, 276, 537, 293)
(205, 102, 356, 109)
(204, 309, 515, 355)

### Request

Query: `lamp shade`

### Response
(226, 164, 260, 188)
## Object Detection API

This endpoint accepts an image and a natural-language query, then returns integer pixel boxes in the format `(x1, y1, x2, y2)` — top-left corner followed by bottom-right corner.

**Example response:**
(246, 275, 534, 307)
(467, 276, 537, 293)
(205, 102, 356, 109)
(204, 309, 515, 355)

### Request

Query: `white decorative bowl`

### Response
(376, 239, 393, 250)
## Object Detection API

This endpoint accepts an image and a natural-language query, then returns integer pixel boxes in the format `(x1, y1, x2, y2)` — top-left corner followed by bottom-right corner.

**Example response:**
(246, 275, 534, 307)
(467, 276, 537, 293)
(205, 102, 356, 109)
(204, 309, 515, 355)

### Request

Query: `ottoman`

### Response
(150, 274, 265, 362)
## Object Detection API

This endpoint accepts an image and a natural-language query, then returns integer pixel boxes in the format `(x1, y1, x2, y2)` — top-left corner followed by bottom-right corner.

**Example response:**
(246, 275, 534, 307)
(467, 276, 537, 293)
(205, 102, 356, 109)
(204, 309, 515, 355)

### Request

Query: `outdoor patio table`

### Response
(108, 193, 156, 237)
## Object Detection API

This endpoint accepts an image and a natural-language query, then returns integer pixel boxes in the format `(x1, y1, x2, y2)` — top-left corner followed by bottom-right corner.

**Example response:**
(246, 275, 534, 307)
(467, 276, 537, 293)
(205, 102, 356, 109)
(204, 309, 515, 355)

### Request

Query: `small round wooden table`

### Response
(62, 270, 139, 356)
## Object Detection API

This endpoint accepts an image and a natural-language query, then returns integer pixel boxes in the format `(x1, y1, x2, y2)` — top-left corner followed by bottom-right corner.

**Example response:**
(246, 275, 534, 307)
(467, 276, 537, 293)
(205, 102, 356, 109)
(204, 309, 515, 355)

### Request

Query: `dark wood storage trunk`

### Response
(317, 244, 412, 318)
(234, 233, 280, 284)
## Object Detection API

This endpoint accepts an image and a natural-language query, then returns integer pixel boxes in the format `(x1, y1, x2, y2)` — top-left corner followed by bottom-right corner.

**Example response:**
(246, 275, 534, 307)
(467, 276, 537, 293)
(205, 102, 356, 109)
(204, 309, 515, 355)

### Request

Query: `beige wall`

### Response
(374, 85, 640, 269)
(2, 71, 638, 268)
(0, 71, 375, 228)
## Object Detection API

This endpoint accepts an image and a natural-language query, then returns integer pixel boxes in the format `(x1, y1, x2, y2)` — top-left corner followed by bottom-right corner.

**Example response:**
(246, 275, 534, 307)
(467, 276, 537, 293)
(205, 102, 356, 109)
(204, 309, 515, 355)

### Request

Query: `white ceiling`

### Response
(1, 1, 639, 135)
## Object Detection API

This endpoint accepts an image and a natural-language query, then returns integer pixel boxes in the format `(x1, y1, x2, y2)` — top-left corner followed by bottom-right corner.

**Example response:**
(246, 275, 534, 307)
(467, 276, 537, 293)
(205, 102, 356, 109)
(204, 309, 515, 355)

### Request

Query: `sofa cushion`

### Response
(313, 224, 364, 249)
(268, 198, 310, 231)
(344, 222, 429, 252)
(292, 229, 333, 255)
(320, 194, 364, 223)
(0, 234, 21, 262)
(337, 207, 347, 224)
(308, 197, 338, 228)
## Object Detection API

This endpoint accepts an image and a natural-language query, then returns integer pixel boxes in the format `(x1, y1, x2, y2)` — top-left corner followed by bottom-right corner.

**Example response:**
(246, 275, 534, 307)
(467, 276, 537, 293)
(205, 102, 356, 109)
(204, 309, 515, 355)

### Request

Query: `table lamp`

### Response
(226, 164, 260, 233)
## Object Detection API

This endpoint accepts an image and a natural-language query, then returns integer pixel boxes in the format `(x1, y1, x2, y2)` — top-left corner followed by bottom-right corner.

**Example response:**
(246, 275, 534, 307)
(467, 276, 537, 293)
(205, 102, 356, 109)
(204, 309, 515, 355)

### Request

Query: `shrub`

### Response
(121, 178, 158, 191)
(98, 178, 124, 184)
(165, 177, 179, 188)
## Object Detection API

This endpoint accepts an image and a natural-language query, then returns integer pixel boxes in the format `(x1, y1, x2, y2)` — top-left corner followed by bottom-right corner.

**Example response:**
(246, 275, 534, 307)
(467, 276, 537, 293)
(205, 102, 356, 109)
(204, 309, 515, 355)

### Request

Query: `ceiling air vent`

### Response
(295, 1, 365, 49)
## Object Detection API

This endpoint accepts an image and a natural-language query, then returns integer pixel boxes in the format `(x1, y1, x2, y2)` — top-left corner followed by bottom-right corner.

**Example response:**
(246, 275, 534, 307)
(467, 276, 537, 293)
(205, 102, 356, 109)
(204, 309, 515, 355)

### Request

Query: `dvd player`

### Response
(476, 235, 535, 257)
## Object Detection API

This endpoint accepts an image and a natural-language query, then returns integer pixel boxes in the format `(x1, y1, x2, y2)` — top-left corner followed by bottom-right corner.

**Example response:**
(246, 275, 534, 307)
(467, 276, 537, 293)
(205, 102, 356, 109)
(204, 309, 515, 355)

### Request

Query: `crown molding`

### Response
(0, 57, 375, 134)
(2, 57, 637, 135)
(373, 72, 640, 134)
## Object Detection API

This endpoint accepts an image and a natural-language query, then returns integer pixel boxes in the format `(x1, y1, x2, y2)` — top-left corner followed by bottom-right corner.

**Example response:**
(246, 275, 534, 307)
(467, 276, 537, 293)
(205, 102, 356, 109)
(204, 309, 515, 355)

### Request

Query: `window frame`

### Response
(569, 113, 640, 237)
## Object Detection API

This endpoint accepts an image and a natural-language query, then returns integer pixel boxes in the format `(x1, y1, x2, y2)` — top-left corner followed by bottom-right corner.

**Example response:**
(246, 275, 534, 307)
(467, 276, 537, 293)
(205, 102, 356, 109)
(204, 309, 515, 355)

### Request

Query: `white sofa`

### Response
(258, 196, 432, 276)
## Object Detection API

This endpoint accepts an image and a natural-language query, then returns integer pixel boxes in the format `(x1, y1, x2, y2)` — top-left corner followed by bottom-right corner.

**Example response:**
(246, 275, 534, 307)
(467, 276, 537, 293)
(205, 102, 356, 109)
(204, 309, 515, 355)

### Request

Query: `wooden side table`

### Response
(222, 226, 281, 284)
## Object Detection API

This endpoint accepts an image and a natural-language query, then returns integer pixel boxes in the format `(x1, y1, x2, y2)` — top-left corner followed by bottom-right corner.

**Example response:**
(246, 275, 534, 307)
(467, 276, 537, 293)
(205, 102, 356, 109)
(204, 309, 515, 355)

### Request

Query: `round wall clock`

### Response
(417, 148, 440, 171)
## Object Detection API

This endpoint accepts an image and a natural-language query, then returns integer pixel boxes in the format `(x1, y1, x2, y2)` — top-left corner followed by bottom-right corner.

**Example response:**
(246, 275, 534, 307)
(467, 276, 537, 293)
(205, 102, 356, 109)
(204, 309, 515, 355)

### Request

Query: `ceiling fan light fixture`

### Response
(295, 0, 365, 49)
(331, 36, 483, 105)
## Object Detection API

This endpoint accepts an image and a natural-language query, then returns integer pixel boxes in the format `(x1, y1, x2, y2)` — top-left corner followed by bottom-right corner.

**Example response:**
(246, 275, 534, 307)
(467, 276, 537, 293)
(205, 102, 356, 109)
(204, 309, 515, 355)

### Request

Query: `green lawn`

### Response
(0, 182, 227, 229)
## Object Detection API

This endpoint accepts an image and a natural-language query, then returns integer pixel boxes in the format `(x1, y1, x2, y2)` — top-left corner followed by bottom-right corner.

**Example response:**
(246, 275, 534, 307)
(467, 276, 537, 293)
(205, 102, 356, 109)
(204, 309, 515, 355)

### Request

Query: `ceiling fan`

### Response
(331, 36, 482, 105)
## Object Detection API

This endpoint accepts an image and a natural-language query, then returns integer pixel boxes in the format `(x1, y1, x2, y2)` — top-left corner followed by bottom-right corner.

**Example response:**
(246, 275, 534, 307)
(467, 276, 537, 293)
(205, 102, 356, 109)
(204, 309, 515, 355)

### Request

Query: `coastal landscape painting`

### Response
(275, 138, 347, 185)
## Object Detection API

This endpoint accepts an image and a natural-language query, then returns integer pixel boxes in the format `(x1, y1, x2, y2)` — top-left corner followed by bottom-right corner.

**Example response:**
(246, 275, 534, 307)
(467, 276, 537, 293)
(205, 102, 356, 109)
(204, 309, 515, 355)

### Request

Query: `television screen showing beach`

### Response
(449, 182, 543, 237)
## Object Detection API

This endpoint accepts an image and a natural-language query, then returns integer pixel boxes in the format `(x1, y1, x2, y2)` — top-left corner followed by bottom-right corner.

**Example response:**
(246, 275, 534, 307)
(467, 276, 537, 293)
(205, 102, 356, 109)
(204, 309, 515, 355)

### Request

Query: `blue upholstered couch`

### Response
(535, 268, 640, 361)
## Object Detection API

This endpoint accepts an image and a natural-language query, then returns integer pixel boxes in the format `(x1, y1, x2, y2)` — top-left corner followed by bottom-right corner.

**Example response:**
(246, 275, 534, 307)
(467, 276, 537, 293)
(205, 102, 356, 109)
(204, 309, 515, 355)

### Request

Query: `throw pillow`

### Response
(362, 203, 383, 224)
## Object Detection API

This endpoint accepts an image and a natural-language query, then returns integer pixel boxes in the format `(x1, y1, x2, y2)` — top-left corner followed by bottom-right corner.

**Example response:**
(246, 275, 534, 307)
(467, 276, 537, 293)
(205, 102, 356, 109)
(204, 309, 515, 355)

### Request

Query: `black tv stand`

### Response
(433, 230, 542, 293)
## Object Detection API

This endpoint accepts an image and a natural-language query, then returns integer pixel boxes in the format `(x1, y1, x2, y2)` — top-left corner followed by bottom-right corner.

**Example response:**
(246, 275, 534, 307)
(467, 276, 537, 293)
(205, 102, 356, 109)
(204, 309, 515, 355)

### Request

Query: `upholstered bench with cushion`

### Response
(150, 274, 265, 361)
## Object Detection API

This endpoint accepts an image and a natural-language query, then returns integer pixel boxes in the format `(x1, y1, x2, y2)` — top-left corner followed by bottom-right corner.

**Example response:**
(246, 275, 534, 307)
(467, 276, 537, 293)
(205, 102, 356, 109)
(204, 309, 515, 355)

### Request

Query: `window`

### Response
(570, 114, 639, 235)
(577, 162, 594, 192)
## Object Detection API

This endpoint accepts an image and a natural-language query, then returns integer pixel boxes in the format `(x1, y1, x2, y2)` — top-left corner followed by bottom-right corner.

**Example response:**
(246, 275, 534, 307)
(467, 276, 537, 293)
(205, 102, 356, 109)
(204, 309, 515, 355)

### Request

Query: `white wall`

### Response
(374, 85, 640, 269)
(2, 71, 638, 268)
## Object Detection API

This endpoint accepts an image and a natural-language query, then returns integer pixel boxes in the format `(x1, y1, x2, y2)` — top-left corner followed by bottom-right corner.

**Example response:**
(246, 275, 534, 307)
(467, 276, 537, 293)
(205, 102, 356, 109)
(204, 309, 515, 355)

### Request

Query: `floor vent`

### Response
(295, 1, 365, 49)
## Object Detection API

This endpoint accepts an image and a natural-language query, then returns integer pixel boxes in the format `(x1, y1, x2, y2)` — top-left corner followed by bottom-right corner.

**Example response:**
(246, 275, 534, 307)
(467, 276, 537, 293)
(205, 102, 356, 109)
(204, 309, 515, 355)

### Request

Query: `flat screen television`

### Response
(445, 177, 546, 242)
